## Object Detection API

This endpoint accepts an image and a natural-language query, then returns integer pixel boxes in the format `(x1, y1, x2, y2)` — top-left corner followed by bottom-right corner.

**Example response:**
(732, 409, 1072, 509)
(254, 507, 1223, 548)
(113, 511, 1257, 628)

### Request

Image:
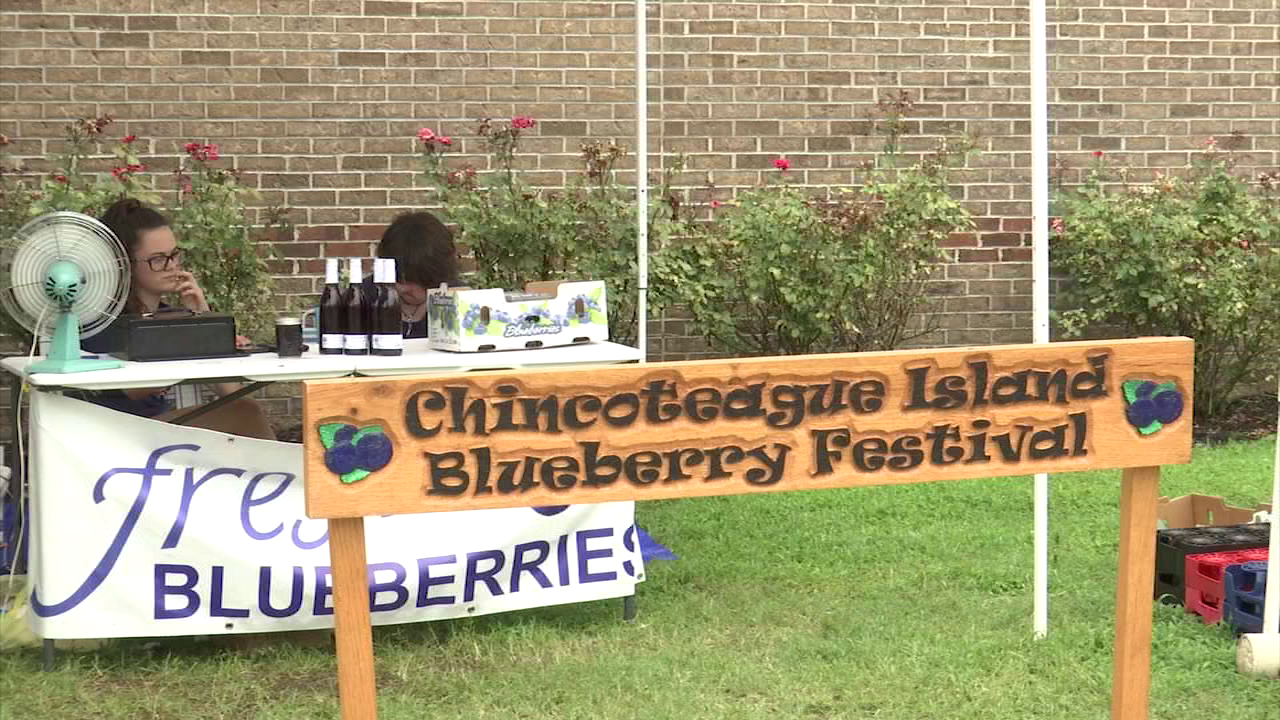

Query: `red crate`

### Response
(1183, 548, 1269, 625)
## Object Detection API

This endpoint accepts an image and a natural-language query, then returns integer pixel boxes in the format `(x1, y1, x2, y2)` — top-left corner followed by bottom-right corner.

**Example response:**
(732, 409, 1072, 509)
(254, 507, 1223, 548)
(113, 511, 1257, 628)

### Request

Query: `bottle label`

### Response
(321, 334, 345, 351)
(372, 334, 404, 351)
(344, 334, 369, 351)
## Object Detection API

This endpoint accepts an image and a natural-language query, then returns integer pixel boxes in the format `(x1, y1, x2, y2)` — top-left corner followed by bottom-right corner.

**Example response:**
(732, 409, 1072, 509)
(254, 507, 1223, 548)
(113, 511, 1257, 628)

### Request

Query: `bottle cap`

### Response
(325, 258, 339, 284)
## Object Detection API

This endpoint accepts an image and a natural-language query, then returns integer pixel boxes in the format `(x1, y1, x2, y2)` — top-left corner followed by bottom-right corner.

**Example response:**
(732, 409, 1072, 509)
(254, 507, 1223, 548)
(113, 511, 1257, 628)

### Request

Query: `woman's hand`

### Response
(173, 271, 210, 313)
(235, 335, 252, 349)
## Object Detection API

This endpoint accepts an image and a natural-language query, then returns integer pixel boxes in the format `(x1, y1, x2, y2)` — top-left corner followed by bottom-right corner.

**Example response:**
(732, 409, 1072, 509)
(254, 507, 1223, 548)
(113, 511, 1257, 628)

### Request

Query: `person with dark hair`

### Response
(77, 198, 273, 438)
(96, 198, 210, 315)
(371, 210, 461, 338)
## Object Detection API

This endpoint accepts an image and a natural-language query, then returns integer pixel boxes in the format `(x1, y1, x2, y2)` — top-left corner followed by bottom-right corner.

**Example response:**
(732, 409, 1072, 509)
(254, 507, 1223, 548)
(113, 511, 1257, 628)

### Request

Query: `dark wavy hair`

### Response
(99, 198, 171, 312)
(377, 211, 460, 290)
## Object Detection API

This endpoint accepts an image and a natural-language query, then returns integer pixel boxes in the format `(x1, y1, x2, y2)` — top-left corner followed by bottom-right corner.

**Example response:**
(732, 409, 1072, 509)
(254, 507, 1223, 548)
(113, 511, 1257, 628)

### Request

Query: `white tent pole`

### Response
(635, 0, 649, 363)
(1030, 0, 1051, 639)
(1236, 377, 1280, 677)
(1262, 377, 1279, 634)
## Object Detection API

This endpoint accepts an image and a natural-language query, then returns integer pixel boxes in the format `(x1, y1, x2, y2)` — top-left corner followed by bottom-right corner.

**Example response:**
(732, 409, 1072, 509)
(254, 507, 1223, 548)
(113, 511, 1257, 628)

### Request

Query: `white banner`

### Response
(27, 393, 642, 639)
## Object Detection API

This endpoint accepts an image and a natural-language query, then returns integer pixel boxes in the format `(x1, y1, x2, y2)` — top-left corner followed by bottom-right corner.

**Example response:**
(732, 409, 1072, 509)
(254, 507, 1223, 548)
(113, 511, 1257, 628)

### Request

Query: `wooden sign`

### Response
(303, 338, 1192, 519)
(301, 337, 1194, 720)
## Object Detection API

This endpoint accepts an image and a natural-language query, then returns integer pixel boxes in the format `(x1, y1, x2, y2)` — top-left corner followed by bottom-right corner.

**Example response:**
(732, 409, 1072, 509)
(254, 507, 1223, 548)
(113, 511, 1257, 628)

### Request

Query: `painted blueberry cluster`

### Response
(462, 301, 586, 336)
(319, 422, 393, 484)
(1123, 380, 1184, 436)
(461, 302, 490, 335)
(565, 293, 600, 323)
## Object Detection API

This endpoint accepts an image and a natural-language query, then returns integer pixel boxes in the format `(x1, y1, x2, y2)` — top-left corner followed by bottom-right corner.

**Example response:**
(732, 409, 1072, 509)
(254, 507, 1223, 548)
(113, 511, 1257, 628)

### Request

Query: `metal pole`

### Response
(1030, 0, 1052, 639)
(1263, 377, 1279, 635)
(635, 0, 649, 363)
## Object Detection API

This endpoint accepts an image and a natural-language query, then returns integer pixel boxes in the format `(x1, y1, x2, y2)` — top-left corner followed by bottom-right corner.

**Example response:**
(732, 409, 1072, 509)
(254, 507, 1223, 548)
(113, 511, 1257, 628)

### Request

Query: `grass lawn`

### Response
(2, 436, 1276, 720)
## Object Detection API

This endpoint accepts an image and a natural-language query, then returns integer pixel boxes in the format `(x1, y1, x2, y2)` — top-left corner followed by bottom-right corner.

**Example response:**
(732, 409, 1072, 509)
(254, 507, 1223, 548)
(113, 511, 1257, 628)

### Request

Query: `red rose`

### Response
(184, 141, 201, 154)
(122, 134, 137, 144)
(774, 156, 791, 171)
(438, 136, 452, 146)
(512, 116, 536, 130)
(1092, 150, 1104, 158)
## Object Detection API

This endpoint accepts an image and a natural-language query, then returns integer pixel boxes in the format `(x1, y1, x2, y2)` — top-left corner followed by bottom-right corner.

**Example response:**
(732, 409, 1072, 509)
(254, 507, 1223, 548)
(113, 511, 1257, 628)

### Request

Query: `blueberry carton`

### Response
(426, 279, 608, 352)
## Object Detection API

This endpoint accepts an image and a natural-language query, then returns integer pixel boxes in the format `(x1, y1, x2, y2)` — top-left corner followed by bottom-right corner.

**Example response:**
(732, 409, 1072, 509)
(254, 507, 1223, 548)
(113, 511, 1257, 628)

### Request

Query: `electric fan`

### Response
(0, 211, 131, 373)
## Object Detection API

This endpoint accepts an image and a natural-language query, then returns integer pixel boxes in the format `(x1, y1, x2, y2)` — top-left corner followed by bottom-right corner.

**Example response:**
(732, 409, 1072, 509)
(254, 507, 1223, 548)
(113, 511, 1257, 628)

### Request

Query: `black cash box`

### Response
(106, 310, 240, 362)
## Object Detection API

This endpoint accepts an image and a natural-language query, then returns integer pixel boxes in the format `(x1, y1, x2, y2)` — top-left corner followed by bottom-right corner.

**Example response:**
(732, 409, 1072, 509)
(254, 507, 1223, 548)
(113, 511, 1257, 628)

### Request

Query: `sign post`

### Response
(302, 337, 1193, 720)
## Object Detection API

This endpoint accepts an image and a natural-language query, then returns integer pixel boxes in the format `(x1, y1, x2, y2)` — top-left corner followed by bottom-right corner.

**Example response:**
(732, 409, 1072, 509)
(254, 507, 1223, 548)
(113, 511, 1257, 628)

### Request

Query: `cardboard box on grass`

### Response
(1157, 493, 1272, 530)
(427, 280, 608, 352)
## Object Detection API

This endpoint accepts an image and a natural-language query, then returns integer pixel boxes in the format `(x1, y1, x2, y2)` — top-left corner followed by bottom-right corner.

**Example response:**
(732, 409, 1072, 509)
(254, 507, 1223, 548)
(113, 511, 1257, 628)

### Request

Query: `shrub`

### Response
(651, 94, 974, 357)
(1052, 140, 1280, 421)
(0, 116, 288, 343)
(418, 117, 689, 347)
(170, 142, 289, 340)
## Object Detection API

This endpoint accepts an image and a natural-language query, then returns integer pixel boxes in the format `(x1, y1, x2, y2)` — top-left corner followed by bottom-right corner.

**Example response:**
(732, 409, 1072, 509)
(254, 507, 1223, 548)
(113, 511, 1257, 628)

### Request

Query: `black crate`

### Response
(1154, 523, 1270, 604)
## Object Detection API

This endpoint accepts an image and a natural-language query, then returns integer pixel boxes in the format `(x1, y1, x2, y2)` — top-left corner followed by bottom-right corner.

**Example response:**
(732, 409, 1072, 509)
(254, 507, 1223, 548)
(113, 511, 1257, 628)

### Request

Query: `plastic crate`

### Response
(1154, 522, 1270, 604)
(1223, 561, 1268, 635)
(1183, 548, 1269, 625)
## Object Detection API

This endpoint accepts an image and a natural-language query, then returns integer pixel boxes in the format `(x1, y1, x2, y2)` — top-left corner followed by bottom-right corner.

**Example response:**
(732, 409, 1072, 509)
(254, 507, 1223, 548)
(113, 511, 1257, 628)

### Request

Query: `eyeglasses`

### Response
(138, 249, 182, 272)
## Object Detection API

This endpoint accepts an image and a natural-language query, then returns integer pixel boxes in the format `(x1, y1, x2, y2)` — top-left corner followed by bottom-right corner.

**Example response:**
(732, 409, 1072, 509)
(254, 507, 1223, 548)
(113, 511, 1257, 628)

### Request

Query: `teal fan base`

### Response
(26, 260, 122, 374)
(26, 310, 122, 374)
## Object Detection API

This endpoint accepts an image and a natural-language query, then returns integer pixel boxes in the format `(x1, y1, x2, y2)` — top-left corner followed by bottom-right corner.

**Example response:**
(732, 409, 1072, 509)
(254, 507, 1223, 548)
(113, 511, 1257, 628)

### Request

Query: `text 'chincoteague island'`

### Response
(401, 354, 1112, 499)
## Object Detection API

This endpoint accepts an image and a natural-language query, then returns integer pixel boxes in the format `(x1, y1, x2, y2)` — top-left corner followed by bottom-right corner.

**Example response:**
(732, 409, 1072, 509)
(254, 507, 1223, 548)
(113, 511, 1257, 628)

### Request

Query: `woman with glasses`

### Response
(77, 198, 274, 439)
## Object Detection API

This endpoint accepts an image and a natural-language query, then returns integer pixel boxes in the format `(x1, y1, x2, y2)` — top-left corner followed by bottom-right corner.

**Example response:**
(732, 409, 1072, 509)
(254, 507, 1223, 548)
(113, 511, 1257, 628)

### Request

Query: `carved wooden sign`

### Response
(303, 338, 1193, 519)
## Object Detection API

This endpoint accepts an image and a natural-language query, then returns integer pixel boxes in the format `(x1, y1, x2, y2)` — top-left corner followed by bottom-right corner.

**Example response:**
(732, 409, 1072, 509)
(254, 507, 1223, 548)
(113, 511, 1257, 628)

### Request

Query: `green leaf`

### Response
(1138, 420, 1163, 436)
(317, 422, 347, 450)
(1122, 380, 1142, 405)
(350, 426, 384, 445)
(340, 469, 371, 485)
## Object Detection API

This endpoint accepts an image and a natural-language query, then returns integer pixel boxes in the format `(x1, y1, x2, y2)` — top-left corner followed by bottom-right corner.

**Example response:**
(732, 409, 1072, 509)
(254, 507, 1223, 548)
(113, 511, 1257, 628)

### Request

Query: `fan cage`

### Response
(0, 211, 131, 340)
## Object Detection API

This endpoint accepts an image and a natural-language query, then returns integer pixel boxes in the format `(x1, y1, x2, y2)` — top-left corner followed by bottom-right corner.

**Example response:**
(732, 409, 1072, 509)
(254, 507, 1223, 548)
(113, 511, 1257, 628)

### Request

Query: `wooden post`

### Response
(1110, 466, 1161, 720)
(329, 517, 377, 720)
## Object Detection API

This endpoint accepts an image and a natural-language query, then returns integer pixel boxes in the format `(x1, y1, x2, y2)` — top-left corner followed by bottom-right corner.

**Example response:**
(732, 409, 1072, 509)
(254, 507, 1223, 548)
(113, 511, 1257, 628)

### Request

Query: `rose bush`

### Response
(1052, 139, 1280, 421)
(0, 115, 288, 343)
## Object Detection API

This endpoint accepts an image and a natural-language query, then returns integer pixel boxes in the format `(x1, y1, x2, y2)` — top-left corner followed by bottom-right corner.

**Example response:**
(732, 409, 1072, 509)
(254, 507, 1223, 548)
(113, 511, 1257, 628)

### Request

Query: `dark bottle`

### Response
(343, 257, 369, 355)
(319, 258, 345, 355)
(372, 258, 404, 356)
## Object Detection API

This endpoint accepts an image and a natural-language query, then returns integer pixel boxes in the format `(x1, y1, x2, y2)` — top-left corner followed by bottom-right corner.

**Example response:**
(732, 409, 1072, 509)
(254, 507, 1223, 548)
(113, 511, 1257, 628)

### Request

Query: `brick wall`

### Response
(1, 0, 1277, 428)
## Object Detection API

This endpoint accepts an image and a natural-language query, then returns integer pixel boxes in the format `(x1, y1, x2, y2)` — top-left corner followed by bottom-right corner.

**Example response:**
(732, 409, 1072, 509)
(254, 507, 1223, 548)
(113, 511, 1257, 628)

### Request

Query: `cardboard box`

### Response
(426, 280, 608, 352)
(1156, 493, 1272, 530)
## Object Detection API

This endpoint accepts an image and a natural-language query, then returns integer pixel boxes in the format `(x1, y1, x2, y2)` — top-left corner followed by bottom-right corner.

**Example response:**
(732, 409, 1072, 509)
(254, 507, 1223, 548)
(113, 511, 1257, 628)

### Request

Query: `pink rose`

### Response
(512, 116, 536, 130)
(438, 136, 452, 146)
(417, 127, 436, 143)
